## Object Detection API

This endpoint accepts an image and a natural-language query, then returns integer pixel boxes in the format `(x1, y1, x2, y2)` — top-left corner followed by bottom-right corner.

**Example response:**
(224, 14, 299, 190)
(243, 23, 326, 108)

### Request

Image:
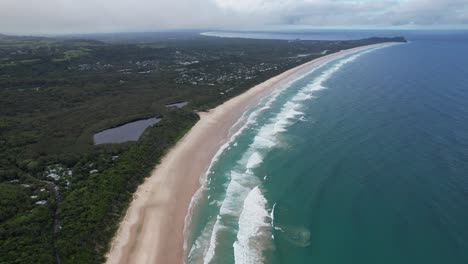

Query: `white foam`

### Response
(292, 91, 314, 101)
(187, 45, 396, 263)
(204, 170, 260, 264)
(271, 203, 277, 239)
(187, 217, 217, 263)
(194, 63, 332, 262)
(204, 217, 228, 264)
(292, 44, 393, 104)
(250, 100, 303, 151)
(273, 101, 304, 132)
(185, 91, 280, 260)
(246, 152, 263, 169)
(184, 182, 218, 262)
(233, 186, 272, 264)
(190, 114, 274, 263)
(252, 127, 276, 149)
(219, 172, 253, 216)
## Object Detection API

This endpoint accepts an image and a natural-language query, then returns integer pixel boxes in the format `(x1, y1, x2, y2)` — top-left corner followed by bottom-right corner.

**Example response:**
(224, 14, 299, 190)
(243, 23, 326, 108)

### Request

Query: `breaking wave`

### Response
(186, 45, 390, 264)
(234, 186, 272, 264)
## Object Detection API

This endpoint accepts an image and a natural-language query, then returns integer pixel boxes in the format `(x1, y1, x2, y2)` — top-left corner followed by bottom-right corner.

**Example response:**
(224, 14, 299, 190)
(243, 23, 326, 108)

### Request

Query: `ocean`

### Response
(186, 31, 468, 264)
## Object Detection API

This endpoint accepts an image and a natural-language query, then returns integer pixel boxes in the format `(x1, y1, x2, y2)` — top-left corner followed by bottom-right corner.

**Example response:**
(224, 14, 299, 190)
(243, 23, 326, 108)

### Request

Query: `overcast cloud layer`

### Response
(1, 0, 468, 34)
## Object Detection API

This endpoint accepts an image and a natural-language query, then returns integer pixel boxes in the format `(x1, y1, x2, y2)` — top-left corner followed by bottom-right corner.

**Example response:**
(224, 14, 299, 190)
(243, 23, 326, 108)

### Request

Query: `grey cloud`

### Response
(243, 0, 468, 27)
(1, 0, 467, 34)
(381, 0, 468, 26)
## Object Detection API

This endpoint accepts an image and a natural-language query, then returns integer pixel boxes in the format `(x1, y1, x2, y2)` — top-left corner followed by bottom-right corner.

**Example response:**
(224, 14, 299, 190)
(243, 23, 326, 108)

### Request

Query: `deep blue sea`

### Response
(186, 31, 468, 264)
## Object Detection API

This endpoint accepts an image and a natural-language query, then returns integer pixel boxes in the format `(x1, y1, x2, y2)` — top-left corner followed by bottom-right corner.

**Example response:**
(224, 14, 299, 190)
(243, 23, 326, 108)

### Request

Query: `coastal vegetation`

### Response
(0, 32, 406, 263)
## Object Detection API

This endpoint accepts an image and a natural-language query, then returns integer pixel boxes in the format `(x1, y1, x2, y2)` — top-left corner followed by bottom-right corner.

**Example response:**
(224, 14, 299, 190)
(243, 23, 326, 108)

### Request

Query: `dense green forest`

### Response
(0, 32, 406, 263)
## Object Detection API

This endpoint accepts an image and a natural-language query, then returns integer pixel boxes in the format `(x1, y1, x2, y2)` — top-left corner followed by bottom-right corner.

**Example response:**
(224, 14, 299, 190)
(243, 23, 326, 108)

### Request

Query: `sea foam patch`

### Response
(234, 186, 272, 264)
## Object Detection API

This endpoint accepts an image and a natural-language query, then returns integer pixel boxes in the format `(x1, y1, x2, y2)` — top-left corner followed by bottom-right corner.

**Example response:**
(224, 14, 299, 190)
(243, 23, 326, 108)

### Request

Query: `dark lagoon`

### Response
(94, 118, 161, 145)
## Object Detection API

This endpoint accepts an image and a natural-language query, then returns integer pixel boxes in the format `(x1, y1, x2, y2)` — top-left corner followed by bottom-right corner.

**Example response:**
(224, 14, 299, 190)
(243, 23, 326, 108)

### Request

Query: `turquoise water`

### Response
(186, 35, 468, 264)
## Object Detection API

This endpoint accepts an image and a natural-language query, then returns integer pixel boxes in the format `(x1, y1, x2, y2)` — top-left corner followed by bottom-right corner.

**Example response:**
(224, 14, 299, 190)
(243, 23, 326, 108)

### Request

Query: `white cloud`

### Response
(0, 0, 467, 34)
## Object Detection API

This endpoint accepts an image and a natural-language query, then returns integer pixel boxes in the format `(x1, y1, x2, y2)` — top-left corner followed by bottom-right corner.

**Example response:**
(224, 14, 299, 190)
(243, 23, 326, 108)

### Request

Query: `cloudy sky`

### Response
(1, 0, 467, 34)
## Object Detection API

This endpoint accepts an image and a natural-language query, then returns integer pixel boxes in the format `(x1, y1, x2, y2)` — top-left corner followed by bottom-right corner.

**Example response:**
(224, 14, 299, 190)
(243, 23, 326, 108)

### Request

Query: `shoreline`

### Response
(105, 43, 393, 264)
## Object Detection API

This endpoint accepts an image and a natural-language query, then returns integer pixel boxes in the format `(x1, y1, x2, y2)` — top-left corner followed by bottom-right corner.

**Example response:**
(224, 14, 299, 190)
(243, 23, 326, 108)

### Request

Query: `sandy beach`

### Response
(105, 43, 390, 264)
